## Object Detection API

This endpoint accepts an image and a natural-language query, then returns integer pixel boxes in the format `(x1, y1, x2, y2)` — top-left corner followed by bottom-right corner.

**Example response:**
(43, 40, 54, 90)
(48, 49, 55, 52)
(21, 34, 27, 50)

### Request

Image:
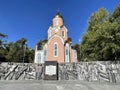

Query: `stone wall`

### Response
(0, 61, 120, 83)
(0, 63, 44, 80)
(59, 61, 120, 83)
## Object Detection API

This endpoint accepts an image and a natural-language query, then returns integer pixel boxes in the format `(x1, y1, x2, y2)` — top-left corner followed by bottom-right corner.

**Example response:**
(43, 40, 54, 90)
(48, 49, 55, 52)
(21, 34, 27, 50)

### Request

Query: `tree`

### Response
(0, 32, 35, 63)
(0, 33, 8, 62)
(26, 48, 35, 63)
(3, 38, 34, 63)
(80, 5, 120, 61)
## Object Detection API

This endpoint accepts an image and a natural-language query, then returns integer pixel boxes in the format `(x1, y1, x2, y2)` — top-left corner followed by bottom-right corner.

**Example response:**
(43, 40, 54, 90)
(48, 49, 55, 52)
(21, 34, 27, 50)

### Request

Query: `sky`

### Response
(0, 0, 120, 48)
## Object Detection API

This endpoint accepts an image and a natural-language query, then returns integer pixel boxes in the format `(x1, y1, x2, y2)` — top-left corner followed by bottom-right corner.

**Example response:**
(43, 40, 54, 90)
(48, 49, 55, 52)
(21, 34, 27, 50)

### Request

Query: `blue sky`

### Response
(0, 0, 120, 48)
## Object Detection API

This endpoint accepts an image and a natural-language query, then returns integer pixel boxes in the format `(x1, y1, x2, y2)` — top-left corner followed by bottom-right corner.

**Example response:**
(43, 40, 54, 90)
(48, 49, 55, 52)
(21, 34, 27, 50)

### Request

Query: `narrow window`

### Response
(65, 45, 69, 62)
(62, 31, 65, 37)
(44, 47, 46, 61)
(66, 48, 68, 55)
(37, 53, 41, 63)
(54, 43, 58, 57)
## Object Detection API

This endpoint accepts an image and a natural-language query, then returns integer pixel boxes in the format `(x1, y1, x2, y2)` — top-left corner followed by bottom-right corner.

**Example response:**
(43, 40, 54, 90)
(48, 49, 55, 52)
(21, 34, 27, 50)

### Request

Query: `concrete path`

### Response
(0, 80, 120, 90)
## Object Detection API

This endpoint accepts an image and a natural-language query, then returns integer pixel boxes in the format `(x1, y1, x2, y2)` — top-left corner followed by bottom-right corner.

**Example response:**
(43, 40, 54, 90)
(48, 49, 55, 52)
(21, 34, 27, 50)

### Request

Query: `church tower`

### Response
(48, 12, 68, 41)
(34, 12, 77, 63)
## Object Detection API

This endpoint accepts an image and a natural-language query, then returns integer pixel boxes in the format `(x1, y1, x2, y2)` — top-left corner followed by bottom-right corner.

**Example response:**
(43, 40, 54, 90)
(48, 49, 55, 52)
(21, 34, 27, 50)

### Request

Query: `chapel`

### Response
(34, 12, 77, 63)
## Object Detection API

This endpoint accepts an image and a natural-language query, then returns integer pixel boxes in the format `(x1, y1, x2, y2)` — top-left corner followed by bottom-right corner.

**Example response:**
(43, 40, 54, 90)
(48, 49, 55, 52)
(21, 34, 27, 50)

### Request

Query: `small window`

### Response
(62, 31, 64, 37)
(54, 43, 58, 57)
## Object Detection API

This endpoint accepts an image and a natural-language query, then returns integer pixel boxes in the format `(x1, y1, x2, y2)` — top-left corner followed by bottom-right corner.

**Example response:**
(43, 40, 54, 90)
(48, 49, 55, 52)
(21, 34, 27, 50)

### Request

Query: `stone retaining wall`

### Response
(0, 63, 44, 80)
(59, 61, 120, 83)
(0, 61, 120, 83)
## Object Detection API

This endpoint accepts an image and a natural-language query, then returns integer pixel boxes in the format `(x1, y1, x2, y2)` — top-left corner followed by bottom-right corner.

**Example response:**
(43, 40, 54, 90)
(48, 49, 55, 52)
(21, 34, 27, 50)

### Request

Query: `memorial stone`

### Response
(44, 61, 58, 80)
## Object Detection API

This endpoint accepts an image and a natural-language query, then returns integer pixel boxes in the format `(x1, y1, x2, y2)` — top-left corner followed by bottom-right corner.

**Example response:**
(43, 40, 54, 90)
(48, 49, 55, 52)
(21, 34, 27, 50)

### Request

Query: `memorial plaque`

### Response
(45, 65, 56, 75)
(44, 61, 58, 80)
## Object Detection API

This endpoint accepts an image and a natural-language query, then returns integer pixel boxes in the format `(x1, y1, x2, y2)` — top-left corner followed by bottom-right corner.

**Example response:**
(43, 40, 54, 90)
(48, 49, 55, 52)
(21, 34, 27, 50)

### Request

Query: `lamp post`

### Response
(23, 42, 27, 63)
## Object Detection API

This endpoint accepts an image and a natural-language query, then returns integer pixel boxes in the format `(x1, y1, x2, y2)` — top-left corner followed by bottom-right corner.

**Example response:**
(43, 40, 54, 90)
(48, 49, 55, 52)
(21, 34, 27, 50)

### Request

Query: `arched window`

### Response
(54, 42, 58, 57)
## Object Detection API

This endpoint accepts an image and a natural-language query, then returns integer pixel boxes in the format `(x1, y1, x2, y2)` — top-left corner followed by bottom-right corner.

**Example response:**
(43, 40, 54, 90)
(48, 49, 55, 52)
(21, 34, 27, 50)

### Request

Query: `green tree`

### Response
(80, 5, 120, 61)
(5, 38, 26, 62)
(0, 33, 35, 63)
(26, 48, 35, 63)
(0, 33, 7, 62)
(5, 38, 34, 63)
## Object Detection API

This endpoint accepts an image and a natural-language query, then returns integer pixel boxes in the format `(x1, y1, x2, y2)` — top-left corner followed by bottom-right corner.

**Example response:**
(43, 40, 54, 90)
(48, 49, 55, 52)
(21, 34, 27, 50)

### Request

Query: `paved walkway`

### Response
(0, 80, 120, 90)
